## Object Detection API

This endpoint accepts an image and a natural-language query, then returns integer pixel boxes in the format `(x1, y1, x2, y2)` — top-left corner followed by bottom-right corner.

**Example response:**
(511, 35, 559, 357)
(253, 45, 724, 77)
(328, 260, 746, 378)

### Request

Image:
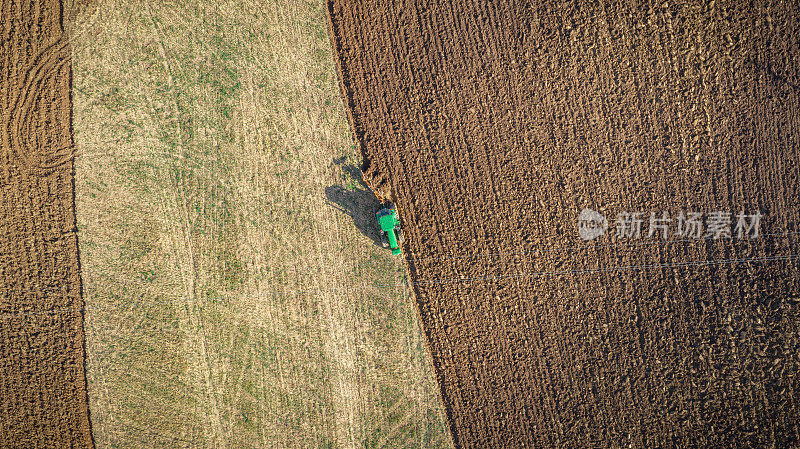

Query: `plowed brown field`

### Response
(329, 1, 800, 447)
(1, 0, 93, 446)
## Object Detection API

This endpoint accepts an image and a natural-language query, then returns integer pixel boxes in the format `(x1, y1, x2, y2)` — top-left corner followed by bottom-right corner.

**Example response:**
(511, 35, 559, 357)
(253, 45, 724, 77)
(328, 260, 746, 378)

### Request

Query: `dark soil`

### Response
(328, 1, 800, 447)
(1, 0, 93, 446)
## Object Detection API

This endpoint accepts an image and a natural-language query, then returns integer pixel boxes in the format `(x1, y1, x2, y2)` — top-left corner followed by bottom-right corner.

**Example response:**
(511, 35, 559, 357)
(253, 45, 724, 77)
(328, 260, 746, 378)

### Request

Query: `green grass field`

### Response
(68, 1, 451, 447)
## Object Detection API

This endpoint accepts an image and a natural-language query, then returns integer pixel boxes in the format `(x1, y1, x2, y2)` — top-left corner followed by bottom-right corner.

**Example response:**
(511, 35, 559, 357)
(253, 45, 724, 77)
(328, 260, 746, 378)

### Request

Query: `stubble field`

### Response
(69, 0, 451, 447)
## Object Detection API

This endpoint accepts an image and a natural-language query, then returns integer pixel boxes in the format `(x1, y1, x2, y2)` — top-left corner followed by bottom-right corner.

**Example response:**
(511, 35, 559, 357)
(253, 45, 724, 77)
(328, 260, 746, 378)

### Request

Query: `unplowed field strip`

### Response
(329, 1, 800, 447)
(1, 0, 93, 446)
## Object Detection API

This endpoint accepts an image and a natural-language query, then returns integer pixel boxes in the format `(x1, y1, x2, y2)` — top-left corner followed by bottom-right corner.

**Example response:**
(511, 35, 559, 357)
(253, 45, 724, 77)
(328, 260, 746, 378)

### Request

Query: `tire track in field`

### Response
(142, 2, 226, 445)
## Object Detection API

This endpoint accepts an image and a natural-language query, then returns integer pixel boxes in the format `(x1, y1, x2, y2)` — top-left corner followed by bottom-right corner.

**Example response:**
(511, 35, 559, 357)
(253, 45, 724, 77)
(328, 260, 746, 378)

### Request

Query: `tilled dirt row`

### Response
(328, 1, 800, 446)
(1, 0, 93, 446)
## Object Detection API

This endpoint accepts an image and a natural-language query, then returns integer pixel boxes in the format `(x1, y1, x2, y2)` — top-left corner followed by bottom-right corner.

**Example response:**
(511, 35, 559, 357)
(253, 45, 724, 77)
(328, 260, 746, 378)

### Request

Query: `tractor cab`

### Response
(376, 203, 403, 255)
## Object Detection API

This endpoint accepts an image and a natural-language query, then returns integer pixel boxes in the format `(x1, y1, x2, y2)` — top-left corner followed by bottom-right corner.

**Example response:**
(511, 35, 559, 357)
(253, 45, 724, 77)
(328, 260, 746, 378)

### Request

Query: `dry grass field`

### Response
(68, 0, 451, 447)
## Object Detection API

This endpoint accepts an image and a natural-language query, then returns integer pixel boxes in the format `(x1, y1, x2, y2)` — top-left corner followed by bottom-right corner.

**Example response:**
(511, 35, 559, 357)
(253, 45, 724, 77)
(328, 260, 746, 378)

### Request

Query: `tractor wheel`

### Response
(380, 231, 389, 248)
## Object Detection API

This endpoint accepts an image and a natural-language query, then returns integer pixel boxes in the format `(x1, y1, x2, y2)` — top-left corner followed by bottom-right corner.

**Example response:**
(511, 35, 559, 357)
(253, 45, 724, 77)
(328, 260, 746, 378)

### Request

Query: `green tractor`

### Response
(376, 202, 403, 255)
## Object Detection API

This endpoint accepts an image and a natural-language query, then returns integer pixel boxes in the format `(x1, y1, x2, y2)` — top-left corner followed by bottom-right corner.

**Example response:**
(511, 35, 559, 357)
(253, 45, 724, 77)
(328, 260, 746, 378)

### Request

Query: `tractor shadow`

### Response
(325, 158, 383, 248)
